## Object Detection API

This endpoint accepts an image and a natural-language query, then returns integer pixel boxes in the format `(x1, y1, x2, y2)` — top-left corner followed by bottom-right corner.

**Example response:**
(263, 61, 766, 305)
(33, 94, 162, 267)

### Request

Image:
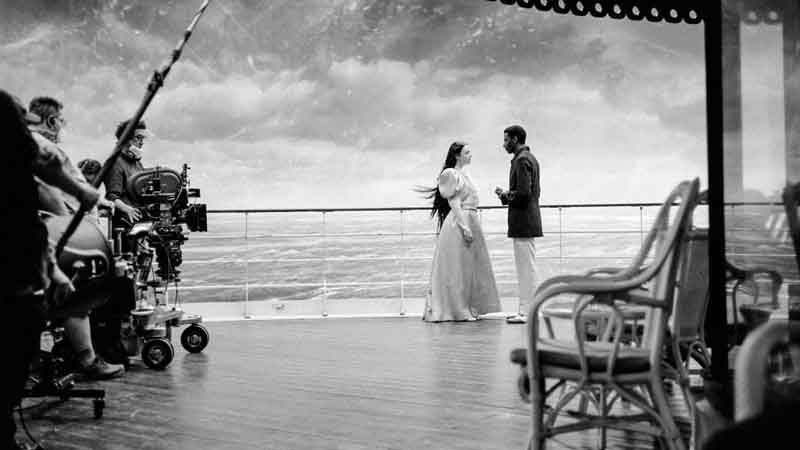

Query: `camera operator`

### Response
(105, 119, 150, 228)
(27, 96, 124, 380)
(0, 90, 102, 449)
(91, 120, 151, 366)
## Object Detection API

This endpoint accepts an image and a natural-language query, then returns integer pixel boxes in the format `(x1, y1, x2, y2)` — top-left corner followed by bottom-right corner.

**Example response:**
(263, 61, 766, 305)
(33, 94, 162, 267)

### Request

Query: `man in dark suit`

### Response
(495, 125, 542, 324)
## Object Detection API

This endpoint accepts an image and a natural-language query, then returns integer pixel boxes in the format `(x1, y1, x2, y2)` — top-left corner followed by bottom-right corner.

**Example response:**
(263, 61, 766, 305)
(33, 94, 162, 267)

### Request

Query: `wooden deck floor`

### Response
(19, 318, 690, 450)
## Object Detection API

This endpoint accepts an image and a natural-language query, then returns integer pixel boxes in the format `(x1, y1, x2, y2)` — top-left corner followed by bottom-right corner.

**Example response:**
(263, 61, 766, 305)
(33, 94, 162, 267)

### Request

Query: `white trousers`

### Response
(513, 238, 539, 315)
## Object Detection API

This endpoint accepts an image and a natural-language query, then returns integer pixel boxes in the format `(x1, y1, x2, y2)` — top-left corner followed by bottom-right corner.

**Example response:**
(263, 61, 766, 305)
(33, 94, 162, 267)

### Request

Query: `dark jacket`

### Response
(500, 146, 543, 238)
(103, 155, 143, 227)
(104, 155, 143, 206)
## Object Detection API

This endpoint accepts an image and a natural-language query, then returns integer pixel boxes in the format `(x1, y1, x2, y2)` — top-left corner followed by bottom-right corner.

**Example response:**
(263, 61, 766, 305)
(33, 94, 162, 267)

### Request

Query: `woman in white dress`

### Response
(419, 142, 501, 322)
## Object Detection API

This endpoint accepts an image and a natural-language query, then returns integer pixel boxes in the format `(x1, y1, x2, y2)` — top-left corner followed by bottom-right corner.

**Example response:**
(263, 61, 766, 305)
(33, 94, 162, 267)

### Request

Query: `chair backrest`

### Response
(633, 179, 701, 359)
(670, 227, 710, 343)
(783, 182, 800, 272)
(524, 178, 700, 379)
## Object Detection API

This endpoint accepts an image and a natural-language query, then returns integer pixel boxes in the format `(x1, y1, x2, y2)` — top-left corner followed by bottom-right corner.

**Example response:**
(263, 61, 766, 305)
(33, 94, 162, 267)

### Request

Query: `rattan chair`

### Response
(516, 179, 700, 450)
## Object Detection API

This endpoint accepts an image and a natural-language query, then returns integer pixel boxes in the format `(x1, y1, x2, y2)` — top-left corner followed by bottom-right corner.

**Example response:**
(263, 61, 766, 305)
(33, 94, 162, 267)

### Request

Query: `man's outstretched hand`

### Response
(116, 200, 142, 223)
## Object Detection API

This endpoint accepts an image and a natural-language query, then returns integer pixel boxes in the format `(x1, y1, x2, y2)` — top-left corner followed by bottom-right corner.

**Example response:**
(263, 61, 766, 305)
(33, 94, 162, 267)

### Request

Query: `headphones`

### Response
(45, 113, 65, 130)
(46, 115, 60, 129)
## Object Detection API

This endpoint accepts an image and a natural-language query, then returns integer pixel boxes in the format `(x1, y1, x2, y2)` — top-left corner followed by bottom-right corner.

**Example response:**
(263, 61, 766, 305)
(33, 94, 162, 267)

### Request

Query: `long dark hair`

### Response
(415, 142, 466, 230)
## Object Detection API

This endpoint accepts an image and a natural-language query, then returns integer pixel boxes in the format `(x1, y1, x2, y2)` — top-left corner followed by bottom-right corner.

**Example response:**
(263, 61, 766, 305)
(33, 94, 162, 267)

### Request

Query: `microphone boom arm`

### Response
(55, 0, 213, 258)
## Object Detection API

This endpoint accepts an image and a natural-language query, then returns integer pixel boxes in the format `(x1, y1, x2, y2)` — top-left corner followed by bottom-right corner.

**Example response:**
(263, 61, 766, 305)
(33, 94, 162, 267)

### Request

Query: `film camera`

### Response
(101, 163, 210, 369)
(44, 164, 210, 370)
(124, 163, 208, 281)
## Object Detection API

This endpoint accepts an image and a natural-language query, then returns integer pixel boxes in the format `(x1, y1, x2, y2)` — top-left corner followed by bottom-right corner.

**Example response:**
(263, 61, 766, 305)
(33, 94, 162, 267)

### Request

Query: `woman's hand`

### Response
(461, 227, 474, 245)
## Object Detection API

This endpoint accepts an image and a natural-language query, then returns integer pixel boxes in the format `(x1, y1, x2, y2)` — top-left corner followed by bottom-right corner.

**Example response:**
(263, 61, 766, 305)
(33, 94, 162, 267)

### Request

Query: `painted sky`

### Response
(0, 0, 742, 209)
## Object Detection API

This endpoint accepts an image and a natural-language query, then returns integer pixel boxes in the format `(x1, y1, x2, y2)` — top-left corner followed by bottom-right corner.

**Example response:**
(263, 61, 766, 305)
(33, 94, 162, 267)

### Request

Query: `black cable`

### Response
(163, 237, 181, 308)
(148, 230, 181, 308)
(15, 397, 50, 412)
(173, 276, 181, 308)
(17, 403, 45, 450)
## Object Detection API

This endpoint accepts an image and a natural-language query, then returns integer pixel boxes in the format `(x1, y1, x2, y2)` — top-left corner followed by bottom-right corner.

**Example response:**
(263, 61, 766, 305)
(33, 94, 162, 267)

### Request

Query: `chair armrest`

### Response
(537, 275, 600, 291)
(586, 267, 624, 275)
(527, 281, 655, 378)
(532, 276, 654, 309)
(585, 266, 644, 279)
(726, 261, 782, 284)
(727, 260, 783, 306)
(537, 267, 646, 293)
(616, 288, 668, 309)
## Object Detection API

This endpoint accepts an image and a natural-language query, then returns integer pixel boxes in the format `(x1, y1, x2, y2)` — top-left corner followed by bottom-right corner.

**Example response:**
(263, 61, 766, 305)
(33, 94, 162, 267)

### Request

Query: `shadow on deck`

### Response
(19, 318, 690, 450)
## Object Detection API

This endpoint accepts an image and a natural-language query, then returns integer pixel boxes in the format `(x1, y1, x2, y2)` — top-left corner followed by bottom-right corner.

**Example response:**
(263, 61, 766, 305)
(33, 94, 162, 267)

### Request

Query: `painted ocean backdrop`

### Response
(171, 203, 796, 304)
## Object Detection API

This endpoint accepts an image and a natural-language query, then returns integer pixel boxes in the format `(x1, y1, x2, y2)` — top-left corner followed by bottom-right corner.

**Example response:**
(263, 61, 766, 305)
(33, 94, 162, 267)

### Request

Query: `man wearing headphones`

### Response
(1, 91, 111, 449)
(27, 96, 125, 380)
(28, 97, 113, 216)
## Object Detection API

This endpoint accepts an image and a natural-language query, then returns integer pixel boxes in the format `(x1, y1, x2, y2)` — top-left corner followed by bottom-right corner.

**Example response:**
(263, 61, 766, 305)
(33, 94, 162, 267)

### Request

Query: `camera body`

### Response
(125, 164, 207, 281)
(90, 163, 211, 369)
(43, 162, 212, 370)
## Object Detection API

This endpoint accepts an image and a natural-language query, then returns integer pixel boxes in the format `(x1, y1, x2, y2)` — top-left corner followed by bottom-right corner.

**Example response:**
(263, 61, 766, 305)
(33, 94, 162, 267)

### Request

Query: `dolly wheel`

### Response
(180, 324, 210, 353)
(142, 338, 174, 370)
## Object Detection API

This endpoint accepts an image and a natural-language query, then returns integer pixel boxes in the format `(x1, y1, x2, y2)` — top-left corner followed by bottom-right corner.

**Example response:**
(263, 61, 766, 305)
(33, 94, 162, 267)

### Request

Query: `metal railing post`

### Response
(558, 207, 564, 274)
(729, 204, 736, 256)
(400, 210, 406, 316)
(639, 206, 645, 248)
(244, 211, 251, 319)
(322, 211, 329, 317)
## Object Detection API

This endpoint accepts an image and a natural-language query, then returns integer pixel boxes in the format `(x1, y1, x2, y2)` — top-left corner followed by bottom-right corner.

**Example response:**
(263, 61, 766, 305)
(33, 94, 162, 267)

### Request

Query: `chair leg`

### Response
(678, 378, 696, 422)
(648, 380, 686, 450)
(669, 380, 696, 450)
(600, 427, 607, 450)
(599, 386, 608, 450)
(531, 375, 547, 450)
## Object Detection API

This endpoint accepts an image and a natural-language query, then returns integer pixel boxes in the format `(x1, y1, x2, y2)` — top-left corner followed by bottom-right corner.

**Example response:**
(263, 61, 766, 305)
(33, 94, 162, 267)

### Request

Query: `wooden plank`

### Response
(19, 319, 690, 450)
